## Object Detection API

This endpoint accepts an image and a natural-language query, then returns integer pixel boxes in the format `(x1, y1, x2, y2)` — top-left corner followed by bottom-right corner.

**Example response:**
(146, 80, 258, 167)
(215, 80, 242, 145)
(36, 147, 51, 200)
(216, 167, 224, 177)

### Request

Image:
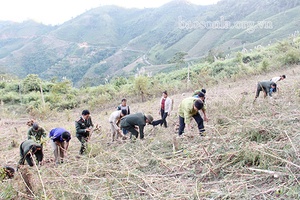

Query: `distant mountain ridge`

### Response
(0, 0, 299, 87)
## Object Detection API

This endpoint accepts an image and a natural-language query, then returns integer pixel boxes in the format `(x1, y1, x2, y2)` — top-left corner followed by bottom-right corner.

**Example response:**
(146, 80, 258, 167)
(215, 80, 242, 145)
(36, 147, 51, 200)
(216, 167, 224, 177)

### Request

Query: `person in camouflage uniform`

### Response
(27, 123, 46, 145)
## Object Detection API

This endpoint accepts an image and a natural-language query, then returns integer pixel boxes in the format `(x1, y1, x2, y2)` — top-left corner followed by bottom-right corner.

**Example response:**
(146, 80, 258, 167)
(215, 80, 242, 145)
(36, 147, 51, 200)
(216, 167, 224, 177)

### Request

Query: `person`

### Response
(270, 75, 286, 83)
(109, 109, 127, 142)
(0, 166, 15, 180)
(117, 98, 130, 135)
(254, 80, 277, 101)
(193, 88, 206, 98)
(178, 97, 204, 137)
(49, 128, 71, 165)
(27, 122, 47, 144)
(120, 113, 153, 140)
(152, 91, 173, 128)
(18, 140, 43, 167)
(195, 92, 209, 122)
(270, 75, 285, 93)
(75, 110, 94, 154)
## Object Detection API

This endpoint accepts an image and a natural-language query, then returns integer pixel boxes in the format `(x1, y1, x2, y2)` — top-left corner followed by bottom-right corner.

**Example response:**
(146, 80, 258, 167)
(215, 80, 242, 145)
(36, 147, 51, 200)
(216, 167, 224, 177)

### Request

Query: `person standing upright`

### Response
(152, 91, 172, 128)
(75, 110, 94, 154)
(117, 98, 130, 135)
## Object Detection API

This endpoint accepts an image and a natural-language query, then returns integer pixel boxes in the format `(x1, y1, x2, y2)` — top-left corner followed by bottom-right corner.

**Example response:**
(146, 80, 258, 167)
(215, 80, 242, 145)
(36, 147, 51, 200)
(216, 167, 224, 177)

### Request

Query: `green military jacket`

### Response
(75, 116, 94, 137)
(178, 97, 199, 124)
(120, 113, 146, 136)
(27, 126, 46, 142)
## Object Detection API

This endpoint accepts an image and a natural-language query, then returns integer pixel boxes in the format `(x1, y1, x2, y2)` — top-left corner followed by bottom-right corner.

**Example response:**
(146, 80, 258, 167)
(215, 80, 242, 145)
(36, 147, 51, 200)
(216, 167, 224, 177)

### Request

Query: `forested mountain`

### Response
(0, 0, 299, 87)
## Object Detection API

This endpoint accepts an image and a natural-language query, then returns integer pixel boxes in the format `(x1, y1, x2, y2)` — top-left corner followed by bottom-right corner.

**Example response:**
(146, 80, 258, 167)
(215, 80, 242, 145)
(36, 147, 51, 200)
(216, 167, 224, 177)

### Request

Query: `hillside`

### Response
(0, 0, 300, 87)
(0, 65, 299, 199)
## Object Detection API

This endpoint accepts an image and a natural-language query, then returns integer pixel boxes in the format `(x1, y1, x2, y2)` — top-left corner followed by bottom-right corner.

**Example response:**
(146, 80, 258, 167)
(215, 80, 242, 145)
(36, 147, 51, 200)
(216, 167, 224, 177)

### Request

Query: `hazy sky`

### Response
(0, 0, 220, 25)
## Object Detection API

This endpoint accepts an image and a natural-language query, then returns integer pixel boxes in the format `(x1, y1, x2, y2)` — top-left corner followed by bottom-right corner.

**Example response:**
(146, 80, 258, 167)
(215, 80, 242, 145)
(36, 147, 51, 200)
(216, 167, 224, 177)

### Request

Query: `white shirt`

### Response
(270, 77, 281, 83)
(160, 97, 172, 113)
(109, 110, 122, 124)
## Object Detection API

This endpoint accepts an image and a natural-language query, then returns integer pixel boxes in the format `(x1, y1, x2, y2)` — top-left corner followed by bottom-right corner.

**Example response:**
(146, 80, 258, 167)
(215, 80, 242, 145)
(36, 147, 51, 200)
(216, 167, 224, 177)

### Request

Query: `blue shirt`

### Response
(49, 128, 71, 142)
(269, 88, 273, 96)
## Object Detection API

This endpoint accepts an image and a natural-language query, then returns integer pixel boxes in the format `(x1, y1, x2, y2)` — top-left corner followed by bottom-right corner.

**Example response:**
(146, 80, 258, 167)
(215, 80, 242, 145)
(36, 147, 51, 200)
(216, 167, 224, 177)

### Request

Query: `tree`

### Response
(22, 74, 42, 93)
(134, 76, 149, 102)
(168, 51, 188, 69)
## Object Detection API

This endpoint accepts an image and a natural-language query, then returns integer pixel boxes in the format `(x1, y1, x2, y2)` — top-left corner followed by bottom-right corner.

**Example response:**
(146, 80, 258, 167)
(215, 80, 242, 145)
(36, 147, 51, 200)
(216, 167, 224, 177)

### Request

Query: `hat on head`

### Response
(32, 123, 39, 130)
(194, 100, 203, 110)
(145, 114, 154, 124)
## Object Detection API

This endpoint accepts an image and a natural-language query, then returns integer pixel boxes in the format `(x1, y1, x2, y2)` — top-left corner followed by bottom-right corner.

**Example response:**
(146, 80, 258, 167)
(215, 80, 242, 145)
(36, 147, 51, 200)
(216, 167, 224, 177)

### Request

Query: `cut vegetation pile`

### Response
(0, 66, 299, 199)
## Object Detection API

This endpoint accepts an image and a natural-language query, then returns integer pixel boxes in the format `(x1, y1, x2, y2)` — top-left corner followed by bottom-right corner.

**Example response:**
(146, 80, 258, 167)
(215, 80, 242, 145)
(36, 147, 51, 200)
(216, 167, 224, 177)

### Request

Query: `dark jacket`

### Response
(19, 140, 43, 166)
(120, 113, 146, 136)
(75, 116, 94, 137)
(256, 81, 275, 97)
(27, 126, 46, 142)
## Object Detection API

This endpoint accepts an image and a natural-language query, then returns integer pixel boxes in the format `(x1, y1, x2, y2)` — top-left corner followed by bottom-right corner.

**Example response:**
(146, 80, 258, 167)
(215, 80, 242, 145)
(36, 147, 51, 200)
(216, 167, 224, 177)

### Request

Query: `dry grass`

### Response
(0, 66, 300, 199)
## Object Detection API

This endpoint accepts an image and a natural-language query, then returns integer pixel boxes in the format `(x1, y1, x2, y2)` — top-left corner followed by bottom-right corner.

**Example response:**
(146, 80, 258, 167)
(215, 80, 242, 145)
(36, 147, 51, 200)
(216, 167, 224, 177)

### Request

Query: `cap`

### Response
(145, 114, 154, 124)
(32, 123, 39, 130)
(194, 100, 204, 110)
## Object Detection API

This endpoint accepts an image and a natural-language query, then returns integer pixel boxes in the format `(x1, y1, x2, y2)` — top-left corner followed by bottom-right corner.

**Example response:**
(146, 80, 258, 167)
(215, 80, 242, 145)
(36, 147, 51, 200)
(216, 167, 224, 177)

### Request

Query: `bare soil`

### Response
(0, 65, 299, 199)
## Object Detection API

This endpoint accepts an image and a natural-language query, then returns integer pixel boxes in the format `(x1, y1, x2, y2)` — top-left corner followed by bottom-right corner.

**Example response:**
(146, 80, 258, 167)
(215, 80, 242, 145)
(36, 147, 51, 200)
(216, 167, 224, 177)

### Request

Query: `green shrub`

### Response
(259, 59, 270, 72)
(3, 82, 20, 93)
(0, 82, 6, 89)
(279, 49, 300, 65)
(0, 183, 16, 199)
(22, 92, 41, 104)
(0, 91, 20, 104)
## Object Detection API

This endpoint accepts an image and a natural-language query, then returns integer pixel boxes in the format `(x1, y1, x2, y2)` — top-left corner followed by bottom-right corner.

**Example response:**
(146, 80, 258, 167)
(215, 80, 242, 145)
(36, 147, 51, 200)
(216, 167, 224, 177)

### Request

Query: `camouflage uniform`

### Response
(27, 126, 46, 144)
(75, 116, 93, 154)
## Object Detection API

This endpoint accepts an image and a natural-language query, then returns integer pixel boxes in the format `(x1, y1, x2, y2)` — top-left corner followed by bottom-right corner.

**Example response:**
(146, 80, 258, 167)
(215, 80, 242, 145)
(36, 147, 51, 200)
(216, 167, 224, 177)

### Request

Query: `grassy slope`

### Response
(0, 66, 299, 199)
